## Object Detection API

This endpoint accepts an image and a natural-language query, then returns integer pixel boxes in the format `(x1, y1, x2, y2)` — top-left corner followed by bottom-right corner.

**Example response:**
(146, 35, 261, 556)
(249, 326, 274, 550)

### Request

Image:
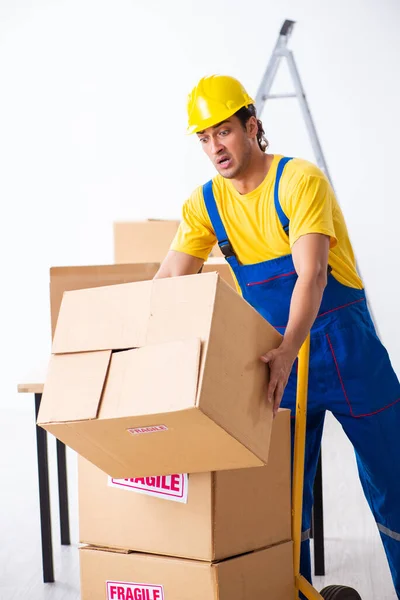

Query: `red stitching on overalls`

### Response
(273, 298, 366, 330)
(354, 398, 400, 418)
(326, 334, 400, 418)
(317, 297, 366, 318)
(326, 334, 354, 416)
(246, 270, 296, 287)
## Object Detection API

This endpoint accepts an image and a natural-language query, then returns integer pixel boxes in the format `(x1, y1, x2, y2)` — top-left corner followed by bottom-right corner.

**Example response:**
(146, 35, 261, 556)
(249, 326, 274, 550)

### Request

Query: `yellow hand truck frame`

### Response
(293, 335, 361, 600)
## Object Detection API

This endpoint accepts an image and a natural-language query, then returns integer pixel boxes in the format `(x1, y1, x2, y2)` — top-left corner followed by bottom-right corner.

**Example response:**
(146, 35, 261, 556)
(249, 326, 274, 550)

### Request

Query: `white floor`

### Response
(0, 405, 396, 599)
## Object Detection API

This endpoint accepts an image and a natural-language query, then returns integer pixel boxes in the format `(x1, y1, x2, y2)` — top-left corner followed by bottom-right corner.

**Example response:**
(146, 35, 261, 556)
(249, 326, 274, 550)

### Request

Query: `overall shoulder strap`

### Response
(274, 157, 293, 235)
(202, 180, 236, 258)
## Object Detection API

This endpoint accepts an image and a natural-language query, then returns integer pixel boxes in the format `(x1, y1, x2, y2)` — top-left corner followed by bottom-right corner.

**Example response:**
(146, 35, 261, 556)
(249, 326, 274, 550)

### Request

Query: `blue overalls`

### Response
(203, 157, 400, 597)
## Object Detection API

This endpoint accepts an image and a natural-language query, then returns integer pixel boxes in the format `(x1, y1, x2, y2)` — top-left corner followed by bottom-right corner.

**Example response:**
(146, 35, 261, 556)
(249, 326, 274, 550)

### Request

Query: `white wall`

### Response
(1, 0, 399, 409)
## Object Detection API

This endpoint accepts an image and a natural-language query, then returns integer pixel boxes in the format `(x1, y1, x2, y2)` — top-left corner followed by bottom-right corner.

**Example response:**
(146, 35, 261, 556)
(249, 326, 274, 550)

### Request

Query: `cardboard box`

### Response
(80, 541, 294, 600)
(78, 409, 291, 561)
(50, 264, 160, 338)
(114, 221, 181, 264)
(38, 273, 282, 478)
(113, 220, 223, 263)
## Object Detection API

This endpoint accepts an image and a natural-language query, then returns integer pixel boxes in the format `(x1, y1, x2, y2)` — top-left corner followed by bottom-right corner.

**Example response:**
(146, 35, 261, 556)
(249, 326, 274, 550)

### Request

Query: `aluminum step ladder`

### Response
(255, 19, 333, 189)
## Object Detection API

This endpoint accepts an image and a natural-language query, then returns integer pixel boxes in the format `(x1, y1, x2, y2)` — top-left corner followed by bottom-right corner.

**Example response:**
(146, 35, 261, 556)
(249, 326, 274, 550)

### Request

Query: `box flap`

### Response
(38, 350, 112, 424)
(52, 279, 153, 353)
(98, 338, 202, 419)
(52, 273, 218, 354)
(50, 263, 159, 338)
(81, 545, 132, 555)
(145, 274, 217, 346)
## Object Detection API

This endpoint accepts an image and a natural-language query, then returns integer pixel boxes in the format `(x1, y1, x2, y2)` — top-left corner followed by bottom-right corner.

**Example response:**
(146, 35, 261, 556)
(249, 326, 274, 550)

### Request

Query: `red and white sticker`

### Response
(108, 473, 188, 504)
(127, 425, 168, 435)
(106, 581, 164, 600)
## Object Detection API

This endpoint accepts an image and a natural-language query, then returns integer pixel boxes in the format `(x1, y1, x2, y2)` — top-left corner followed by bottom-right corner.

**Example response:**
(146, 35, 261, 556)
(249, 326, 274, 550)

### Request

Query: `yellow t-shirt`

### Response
(171, 154, 363, 290)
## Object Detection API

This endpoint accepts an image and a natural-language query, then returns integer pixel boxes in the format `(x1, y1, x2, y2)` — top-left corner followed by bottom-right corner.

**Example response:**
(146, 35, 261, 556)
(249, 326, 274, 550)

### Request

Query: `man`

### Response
(155, 74, 400, 596)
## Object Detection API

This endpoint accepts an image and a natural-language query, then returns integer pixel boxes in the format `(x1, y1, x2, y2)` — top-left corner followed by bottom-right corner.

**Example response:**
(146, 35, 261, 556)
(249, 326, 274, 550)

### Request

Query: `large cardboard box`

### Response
(113, 220, 223, 263)
(80, 542, 294, 600)
(38, 273, 282, 478)
(50, 264, 160, 338)
(78, 410, 291, 561)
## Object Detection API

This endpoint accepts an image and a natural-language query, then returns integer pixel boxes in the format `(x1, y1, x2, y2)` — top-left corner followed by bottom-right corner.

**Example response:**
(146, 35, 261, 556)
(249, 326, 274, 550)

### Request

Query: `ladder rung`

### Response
(263, 93, 297, 100)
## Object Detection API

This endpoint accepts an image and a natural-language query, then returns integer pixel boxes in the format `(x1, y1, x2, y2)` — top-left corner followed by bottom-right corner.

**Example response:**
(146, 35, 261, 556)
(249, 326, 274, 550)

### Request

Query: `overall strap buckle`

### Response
(219, 240, 236, 258)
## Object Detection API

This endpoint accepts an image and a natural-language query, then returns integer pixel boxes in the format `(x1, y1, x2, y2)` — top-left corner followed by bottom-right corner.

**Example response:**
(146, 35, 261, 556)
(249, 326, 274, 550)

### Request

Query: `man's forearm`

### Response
(154, 250, 204, 279)
(262, 234, 330, 414)
(280, 274, 326, 358)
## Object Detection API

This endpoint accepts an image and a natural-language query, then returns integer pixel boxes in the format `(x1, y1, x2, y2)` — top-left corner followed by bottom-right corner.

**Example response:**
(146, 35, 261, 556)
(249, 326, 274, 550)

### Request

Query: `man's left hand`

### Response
(260, 345, 297, 417)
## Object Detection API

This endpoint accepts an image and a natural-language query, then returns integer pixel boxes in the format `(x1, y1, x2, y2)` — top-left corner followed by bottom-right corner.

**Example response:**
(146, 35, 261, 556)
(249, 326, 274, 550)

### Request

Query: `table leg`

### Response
(312, 450, 325, 576)
(56, 440, 70, 545)
(34, 393, 54, 583)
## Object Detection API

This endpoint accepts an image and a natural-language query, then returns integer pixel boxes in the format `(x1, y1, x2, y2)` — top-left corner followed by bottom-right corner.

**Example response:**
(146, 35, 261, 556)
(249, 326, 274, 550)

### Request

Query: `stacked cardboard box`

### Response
(80, 541, 294, 599)
(78, 410, 293, 598)
(78, 410, 291, 560)
(41, 268, 294, 597)
(113, 220, 182, 263)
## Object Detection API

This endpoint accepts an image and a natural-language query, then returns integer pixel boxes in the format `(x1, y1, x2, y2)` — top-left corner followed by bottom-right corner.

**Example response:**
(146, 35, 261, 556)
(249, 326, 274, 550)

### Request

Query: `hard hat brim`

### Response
(186, 98, 255, 135)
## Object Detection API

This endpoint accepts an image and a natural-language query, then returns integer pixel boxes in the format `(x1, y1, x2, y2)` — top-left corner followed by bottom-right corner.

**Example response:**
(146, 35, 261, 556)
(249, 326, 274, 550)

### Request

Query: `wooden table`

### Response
(18, 382, 70, 583)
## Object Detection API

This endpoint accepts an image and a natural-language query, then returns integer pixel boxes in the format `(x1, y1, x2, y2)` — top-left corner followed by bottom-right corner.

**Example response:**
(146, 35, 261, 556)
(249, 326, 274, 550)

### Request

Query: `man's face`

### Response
(196, 116, 254, 179)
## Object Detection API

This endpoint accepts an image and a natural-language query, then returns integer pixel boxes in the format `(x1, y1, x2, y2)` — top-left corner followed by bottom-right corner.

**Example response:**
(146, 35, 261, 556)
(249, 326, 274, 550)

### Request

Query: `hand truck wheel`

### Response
(320, 585, 362, 599)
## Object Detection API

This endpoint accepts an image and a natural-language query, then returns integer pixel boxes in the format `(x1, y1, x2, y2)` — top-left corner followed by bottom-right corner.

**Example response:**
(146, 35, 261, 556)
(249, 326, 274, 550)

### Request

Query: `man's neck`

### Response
(231, 152, 274, 195)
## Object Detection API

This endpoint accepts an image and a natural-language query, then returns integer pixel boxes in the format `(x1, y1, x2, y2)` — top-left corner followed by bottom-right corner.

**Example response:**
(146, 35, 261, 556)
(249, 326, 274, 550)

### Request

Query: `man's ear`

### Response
(246, 116, 258, 139)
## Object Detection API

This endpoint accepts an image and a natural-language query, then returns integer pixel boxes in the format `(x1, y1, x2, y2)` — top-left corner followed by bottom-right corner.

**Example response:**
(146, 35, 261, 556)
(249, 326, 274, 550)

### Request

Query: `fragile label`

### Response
(127, 424, 168, 435)
(106, 581, 164, 600)
(109, 473, 188, 503)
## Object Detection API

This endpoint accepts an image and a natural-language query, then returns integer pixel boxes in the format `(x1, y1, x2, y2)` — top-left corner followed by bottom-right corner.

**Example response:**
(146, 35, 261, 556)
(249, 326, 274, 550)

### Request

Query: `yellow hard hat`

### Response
(187, 75, 255, 134)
